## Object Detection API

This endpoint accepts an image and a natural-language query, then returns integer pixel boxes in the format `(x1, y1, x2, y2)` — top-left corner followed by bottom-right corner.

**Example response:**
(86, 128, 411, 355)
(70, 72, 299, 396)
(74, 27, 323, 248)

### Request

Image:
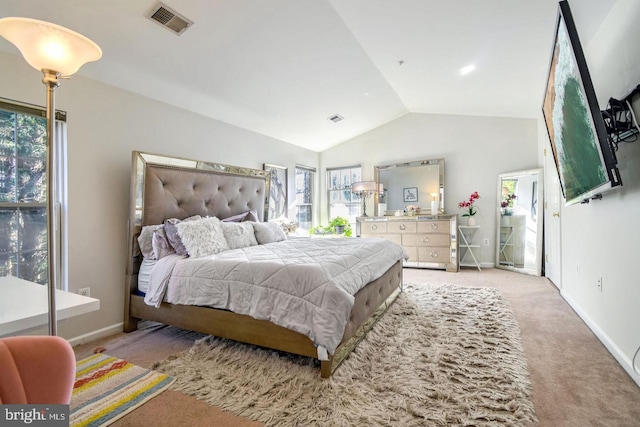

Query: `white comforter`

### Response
(144, 237, 407, 358)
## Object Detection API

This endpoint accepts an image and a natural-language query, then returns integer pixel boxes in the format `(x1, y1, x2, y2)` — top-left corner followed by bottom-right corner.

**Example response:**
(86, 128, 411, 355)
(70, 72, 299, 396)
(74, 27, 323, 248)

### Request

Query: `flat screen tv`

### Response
(542, 0, 621, 206)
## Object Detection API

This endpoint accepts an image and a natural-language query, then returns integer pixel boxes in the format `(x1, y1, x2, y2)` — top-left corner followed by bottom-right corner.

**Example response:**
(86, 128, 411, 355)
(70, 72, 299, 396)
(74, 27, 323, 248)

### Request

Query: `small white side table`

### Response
(458, 225, 482, 271)
(499, 225, 515, 266)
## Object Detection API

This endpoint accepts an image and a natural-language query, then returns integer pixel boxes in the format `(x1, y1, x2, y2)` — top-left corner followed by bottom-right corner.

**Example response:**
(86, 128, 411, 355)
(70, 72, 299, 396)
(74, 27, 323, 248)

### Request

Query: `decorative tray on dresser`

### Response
(356, 214, 458, 272)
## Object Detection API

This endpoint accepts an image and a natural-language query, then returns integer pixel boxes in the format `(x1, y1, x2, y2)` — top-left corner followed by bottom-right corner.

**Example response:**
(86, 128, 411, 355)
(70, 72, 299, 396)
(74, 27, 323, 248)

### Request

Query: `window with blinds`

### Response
(0, 99, 66, 285)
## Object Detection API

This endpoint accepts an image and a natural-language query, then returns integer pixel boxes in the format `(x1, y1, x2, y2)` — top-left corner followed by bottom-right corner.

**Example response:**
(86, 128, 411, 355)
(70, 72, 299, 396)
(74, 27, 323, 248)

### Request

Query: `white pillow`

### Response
(176, 217, 229, 258)
(253, 222, 287, 244)
(220, 222, 258, 249)
(164, 215, 202, 256)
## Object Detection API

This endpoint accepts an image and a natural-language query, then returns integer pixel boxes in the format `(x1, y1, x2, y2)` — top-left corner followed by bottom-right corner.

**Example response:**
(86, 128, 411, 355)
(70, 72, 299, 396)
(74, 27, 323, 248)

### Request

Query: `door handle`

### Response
(553, 212, 560, 217)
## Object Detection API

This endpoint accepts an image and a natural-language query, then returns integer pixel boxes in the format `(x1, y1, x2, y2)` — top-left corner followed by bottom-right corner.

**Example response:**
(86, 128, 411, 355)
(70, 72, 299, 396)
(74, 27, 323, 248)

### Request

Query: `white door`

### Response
(544, 146, 562, 289)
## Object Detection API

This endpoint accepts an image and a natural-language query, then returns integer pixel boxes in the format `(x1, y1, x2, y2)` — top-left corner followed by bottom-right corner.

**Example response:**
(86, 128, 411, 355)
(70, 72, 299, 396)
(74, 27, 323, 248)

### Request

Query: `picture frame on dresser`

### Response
(403, 187, 418, 202)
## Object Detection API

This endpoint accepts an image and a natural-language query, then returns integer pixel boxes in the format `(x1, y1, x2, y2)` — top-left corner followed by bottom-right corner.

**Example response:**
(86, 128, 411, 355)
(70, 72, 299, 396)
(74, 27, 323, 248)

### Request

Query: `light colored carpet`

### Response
(152, 283, 537, 426)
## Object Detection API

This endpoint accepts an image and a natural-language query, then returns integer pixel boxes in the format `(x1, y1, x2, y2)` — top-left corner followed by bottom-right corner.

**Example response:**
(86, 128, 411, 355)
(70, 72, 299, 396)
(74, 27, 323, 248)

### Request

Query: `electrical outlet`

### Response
(78, 287, 90, 297)
(596, 277, 602, 292)
(483, 238, 490, 246)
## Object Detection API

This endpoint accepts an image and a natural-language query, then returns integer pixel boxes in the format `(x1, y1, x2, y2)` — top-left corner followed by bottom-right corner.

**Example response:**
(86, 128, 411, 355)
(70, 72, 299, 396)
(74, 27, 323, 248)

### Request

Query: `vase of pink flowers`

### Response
(501, 193, 517, 216)
(459, 191, 480, 226)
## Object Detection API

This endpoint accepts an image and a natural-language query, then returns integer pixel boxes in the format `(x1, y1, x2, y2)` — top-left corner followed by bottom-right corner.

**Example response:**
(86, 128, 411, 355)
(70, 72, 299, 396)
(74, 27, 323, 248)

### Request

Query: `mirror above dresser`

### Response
(374, 158, 444, 216)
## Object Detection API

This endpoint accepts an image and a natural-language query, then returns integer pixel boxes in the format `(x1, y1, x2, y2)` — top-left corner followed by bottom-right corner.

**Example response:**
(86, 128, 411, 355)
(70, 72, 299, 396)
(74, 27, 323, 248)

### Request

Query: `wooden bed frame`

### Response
(123, 151, 403, 377)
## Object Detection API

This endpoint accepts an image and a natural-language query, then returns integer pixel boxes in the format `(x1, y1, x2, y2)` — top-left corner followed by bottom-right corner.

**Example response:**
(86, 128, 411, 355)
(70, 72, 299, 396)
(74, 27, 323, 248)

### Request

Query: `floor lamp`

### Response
(0, 18, 101, 336)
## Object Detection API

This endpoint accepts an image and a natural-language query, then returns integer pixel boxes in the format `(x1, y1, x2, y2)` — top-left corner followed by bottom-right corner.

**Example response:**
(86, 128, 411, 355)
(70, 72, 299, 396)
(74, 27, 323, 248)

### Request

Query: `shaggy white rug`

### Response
(153, 283, 537, 426)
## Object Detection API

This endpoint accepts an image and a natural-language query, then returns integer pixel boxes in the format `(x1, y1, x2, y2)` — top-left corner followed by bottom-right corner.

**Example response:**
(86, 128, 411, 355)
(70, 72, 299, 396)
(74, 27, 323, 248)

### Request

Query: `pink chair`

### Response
(0, 336, 76, 404)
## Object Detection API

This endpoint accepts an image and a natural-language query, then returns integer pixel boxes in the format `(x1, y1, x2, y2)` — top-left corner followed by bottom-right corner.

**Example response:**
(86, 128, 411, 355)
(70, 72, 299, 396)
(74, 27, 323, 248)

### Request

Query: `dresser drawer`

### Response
(384, 234, 402, 245)
(360, 221, 388, 234)
(362, 233, 402, 244)
(388, 221, 417, 234)
(403, 233, 450, 247)
(417, 220, 450, 234)
(418, 246, 451, 263)
(403, 246, 417, 262)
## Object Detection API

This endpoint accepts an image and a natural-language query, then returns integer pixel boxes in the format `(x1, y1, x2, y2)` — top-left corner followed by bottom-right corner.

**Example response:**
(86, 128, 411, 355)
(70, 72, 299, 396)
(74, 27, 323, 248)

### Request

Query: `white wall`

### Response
(320, 112, 539, 266)
(0, 50, 319, 341)
(552, 0, 640, 385)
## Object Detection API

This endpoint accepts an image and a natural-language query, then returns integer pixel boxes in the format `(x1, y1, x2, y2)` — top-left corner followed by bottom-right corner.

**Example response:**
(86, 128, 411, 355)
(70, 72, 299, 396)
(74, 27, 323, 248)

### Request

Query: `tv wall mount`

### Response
(601, 84, 640, 149)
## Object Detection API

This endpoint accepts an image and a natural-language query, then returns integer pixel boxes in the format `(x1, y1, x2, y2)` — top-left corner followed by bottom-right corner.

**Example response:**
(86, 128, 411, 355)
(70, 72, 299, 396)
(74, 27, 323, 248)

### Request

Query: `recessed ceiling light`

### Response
(459, 64, 476, 76)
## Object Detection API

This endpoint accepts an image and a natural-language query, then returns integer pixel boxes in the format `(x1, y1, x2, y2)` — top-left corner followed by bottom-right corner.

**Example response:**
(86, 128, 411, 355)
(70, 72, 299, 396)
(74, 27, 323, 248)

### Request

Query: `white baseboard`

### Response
(561, 291, 640, 388)
(67, 322, 123, 347)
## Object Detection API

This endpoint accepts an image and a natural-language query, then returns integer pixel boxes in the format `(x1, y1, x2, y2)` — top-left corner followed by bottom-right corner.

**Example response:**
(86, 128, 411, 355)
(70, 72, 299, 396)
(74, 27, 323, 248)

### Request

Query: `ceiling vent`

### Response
(328, 114, 344, 123)
(146, 3, 193, 35)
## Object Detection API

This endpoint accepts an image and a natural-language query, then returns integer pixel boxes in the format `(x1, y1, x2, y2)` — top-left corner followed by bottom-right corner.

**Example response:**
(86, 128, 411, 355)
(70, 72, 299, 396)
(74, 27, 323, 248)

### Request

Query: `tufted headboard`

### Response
(124, 151, 270, 291)
(143, 164, 267, 226)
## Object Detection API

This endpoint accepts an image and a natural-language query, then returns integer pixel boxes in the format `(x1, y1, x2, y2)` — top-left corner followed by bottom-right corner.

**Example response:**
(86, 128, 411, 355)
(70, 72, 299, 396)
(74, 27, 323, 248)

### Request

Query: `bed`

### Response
(123, 151, 406, 378)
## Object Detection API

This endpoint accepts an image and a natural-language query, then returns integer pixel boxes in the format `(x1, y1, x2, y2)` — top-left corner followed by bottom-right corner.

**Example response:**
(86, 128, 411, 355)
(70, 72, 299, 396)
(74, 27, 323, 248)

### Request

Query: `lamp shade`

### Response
(0, 17, 102, 75)
(351, 181, 378, 193)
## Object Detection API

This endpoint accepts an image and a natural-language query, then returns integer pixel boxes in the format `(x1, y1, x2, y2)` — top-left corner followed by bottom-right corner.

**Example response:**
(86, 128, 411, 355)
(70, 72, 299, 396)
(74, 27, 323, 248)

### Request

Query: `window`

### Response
(327, 165, 361, 223)
(0, 99, 66, 286)
(294, 165, 315, 231)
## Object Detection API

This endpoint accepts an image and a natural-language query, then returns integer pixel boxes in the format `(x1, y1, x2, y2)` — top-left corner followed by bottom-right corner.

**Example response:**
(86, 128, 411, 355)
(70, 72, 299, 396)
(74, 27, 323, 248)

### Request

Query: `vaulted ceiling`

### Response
(0, 0, 616, 152)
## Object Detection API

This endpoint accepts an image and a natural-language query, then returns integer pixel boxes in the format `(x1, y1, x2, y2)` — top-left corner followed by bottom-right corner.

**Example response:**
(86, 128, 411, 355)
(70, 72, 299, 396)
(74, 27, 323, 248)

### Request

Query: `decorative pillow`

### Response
(164, 215, 201, 256)
(222, 210, 260, 223)
(220, 222, 258, 250)
(253, 221, 287, 244)
(152, 228, 175, 259)
(137, 224, 163, 259)
(243, 210, 260, 222)
(176, 216, 229, 258)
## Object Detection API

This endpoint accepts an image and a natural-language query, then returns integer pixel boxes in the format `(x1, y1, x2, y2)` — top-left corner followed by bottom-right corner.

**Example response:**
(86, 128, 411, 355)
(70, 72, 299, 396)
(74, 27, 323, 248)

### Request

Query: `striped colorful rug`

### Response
(70, 353, 175, 427)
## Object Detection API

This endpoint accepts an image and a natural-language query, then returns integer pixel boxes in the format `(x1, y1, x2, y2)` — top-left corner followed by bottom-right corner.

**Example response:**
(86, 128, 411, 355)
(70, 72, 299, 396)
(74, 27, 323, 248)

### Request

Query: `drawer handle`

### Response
(399, 224, 406, 230)
(371, 224, 378, 231)
(422, 236, 430, 243)
(430, 251, 438, 258)
(430, 223, 438, 231)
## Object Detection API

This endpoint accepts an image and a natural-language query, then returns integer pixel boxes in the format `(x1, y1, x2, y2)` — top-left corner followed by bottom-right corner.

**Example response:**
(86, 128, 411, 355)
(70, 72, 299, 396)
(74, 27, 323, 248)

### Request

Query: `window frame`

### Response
(0, 98, 67, 289)
(294, 164, 315, 231)
(326, 165, 362, 223)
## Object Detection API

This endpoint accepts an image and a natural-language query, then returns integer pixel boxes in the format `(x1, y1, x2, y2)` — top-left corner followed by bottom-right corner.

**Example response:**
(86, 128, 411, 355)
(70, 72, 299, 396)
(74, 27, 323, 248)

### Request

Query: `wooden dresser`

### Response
(357, 215, 458, 271)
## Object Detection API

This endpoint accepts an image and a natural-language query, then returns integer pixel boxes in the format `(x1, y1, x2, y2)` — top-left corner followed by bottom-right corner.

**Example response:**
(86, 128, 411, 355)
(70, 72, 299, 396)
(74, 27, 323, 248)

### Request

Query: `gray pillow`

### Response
(222, 210, 260, 223)
(152, 228, 175, 259)
(243, 210, 260, 222)
(164, 215, 201, 256)
(220, 222, 258, 249)
(252, 222, 287, 244)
